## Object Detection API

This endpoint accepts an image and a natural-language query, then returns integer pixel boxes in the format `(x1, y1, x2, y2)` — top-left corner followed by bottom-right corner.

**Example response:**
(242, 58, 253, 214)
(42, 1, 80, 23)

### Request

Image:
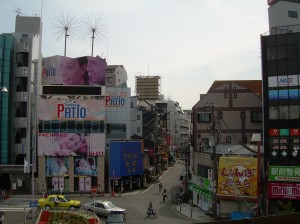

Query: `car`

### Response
(38, 194, 81, 210)
(106, 211, 126, 224)
(83, 200, 126, 217)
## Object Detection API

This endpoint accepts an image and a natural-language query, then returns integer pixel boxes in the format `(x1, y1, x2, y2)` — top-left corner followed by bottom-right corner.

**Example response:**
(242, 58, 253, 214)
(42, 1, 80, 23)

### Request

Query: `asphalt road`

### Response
(1, 161, 196, 224)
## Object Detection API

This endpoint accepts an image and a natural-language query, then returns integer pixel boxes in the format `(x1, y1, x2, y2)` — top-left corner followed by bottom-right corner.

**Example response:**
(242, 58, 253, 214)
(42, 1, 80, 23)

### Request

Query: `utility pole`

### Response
(203, 103, 219, 219)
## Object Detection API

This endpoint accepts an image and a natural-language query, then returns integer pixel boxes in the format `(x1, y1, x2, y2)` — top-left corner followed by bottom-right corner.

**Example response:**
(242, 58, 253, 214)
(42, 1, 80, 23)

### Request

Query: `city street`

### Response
(0, 161, 201, 224)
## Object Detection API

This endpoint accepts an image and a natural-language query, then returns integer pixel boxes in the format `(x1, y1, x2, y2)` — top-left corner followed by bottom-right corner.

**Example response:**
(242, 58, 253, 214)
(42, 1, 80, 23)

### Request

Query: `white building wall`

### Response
(269, 1, 300, 30)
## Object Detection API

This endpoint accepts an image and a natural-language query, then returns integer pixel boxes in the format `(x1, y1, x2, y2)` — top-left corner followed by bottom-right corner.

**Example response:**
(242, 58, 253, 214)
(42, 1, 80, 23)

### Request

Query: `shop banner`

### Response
(269, 166, 300, 182)
(268, 182, 300, 200)
(217, 157, 258, 198)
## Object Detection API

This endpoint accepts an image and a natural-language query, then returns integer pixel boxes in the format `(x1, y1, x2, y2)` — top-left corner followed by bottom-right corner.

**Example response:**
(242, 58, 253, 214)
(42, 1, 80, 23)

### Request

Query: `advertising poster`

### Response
(74, 157, 97, 176)
(42, 55, 107, 86)
(109, 141, 144, 177)
(38, 133, 105, 156)
(268, 182, 300, 200)
(217, 157, 258, 199)
(38, 99, 105, 121)
(46, 157, 69, 176)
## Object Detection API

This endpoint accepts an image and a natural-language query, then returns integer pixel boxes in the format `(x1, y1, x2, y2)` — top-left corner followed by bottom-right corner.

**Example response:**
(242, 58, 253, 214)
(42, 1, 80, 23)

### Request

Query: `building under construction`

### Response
(135, 76, 161, 100)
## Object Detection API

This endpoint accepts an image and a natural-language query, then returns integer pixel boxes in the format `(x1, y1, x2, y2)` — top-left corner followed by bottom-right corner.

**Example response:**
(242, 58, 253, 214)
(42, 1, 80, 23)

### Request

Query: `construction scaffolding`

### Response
(135, 76, 161, 100)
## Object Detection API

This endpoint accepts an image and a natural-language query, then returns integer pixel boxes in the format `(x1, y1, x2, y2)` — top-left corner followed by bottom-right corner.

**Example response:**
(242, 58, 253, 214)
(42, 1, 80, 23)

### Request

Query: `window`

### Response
(137, 127, 140, 133)
(233, 87, 237, 98)
(288, 10, 298, 18)
(197, 165, 210, 178)
(251, 111, 262, 122)
(197, 112, 211, 123)
(242, 135, 247, 144)
(224, 87, 228, 98)
(226, 136, 231, 143)
(269, 106, 279, 120)
(137, 115, 140, 120)
(240, 111, 246, 119)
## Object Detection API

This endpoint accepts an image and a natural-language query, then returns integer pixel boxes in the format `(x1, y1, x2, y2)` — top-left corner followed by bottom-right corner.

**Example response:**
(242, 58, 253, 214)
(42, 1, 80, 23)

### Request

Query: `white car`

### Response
(83, 200, 126, 217)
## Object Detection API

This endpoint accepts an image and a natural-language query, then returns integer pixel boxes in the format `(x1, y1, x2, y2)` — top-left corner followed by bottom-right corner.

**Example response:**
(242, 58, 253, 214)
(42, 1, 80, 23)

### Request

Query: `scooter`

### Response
(146, 208, 157, 218)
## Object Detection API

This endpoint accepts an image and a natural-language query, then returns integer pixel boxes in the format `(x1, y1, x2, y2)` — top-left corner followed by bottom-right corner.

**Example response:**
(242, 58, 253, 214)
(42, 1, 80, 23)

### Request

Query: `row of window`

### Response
(38, 120, 127, 134)
(197, 111, 262, 123)
(269, 105, 300, 120)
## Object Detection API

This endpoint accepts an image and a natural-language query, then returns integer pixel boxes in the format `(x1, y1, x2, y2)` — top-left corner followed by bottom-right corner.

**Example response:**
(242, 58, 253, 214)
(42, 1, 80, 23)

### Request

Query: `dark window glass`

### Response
(68, 121, 75, 132)
(251, 111, 262, 122)
(288, 59, 298, 74)
(84, 121, 92, 133)
(277, 46, 286, 59)
(197, 112, 211, 123)
(267, 60, 277, 76)
(287, 45, 297, 59)
(76, 121, 83, 132)
(278, 60, 287, 74)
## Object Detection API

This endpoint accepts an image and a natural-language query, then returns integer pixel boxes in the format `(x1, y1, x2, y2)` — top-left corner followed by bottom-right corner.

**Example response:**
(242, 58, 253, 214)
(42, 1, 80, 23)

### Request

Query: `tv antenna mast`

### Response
(51, 12, 78, 57)
(14, 7, 26, 16)
(80, 13, 109, 57)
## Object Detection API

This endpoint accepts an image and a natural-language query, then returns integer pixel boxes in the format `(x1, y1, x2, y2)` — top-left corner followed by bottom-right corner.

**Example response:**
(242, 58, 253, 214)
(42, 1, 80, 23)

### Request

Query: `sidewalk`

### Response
(175, 203, 217, 223)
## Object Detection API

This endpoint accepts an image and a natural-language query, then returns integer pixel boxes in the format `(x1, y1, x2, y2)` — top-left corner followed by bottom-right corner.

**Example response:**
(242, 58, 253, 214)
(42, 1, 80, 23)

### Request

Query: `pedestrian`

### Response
(0, 211, 4, 224)
(158, 182, 162, 193)
(60, 185, 64, 195)
(162, 189, 168, 202)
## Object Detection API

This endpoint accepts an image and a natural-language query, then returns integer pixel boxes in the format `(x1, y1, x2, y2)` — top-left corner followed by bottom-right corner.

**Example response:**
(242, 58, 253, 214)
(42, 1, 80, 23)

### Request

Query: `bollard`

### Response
(191, 208, 193, 217)
(180, 204, 182, 212)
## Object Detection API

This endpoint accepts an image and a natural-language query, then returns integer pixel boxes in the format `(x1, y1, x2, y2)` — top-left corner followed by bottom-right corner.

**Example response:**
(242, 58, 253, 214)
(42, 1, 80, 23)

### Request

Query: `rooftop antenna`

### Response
(14, 7, 26, 16)
(80, 13, 109, 57)
(51, 12, 78, 57)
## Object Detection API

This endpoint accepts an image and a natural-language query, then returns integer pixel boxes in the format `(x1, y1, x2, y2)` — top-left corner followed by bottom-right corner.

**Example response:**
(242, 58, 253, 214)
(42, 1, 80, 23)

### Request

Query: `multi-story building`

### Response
(191, 80, 263, 218)
(0, 16, 42, 193)
(261, 0, 300, 215)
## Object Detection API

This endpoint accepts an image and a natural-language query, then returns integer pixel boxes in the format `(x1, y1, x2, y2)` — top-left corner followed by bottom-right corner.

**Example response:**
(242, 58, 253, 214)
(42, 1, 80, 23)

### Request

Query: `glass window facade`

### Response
(0, 34, 14, 164)
(262, 32, 300, 162)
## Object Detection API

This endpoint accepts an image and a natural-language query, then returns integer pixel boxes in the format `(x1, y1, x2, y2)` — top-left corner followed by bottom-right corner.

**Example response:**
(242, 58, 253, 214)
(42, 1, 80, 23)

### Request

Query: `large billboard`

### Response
(38, 133, 105, 156)
(38, 99, 105, 121)
(217, 157, 258, 199)
(42, 55, 107, 86)
(109, 141, 144, 177)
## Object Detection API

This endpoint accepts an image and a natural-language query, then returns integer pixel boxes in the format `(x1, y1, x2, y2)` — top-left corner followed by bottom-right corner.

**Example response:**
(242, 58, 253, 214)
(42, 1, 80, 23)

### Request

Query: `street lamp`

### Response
(0, 86, 8, 92)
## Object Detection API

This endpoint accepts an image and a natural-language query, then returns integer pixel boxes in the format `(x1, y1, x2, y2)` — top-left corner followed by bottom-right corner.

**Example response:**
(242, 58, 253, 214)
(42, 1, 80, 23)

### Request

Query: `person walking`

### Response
(60, 185, 64, 195)
(158, 182, 162, 193)
(162, 189, 168, 203)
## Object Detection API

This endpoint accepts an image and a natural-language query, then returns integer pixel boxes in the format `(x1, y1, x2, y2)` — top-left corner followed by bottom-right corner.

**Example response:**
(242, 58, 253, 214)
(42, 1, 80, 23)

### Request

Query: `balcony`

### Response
(14, 117, 28, 128)
(16, 41, 29, 52)
(15, 67, 29, 77)
(14, 143, 25, 154)
(13, 92, 28, 102)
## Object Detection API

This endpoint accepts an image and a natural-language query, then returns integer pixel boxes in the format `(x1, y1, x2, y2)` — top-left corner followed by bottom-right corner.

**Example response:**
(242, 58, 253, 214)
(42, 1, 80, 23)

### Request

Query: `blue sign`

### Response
(110, 141, 144, 177)
(29, 201, 38, 207)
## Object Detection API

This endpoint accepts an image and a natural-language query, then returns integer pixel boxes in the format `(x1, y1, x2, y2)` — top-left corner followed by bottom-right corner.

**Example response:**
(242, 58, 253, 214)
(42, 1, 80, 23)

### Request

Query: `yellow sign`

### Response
(217, 157, 258, 198)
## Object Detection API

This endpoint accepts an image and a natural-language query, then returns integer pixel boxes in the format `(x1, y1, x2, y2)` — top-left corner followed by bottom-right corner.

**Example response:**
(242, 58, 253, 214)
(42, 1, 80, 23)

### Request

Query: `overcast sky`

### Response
(0, 0, 269, 110)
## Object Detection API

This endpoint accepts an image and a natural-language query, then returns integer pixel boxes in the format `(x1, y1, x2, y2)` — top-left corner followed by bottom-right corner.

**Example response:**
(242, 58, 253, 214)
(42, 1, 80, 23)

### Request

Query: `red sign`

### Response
(269, 129, 279, 136)
(290, 129, 300, 136)
(268, 182, 300, 200)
